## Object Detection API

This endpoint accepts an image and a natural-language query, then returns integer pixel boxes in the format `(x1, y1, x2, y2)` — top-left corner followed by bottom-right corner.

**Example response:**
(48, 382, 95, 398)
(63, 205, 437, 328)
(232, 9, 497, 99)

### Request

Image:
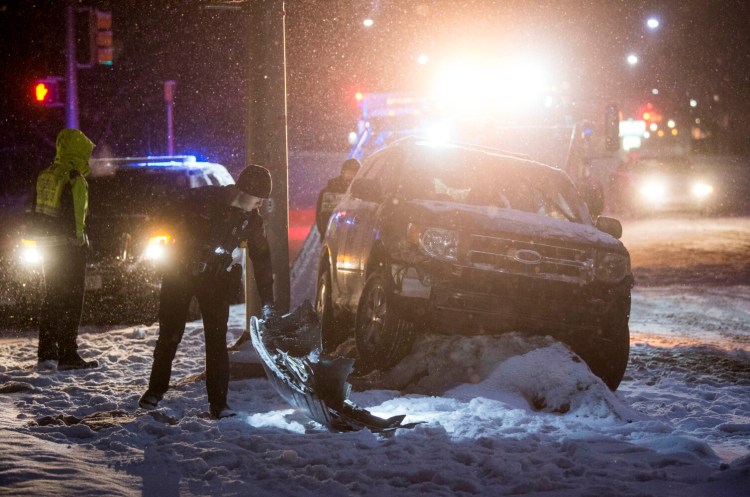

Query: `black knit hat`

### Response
(236, 165, 272, 198)
(341, 158, 361, 173)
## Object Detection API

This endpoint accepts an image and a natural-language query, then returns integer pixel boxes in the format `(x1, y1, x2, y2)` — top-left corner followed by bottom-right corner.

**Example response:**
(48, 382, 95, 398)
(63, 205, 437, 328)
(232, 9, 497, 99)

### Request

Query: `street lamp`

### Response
(646, 17, 660, 30)
(363, 18, 374, 27)
(627, 54, 639, 66)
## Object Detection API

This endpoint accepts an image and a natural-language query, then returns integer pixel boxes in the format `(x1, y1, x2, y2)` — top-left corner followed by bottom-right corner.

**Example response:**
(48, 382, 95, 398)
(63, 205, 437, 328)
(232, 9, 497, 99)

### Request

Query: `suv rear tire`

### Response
(354, 271, 414, 373)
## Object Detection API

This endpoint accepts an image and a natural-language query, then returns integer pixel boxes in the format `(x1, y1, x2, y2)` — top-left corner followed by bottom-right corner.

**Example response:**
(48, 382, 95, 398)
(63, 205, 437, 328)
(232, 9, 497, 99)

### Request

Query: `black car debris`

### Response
(316, 138, 633, 390)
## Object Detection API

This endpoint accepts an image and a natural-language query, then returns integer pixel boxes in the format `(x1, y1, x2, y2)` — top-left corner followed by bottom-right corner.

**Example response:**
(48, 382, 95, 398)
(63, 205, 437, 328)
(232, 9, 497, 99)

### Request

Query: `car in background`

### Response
(609, 155, 719, 215)
(316, 138, 633, 390)
(9, 156, 236, 325)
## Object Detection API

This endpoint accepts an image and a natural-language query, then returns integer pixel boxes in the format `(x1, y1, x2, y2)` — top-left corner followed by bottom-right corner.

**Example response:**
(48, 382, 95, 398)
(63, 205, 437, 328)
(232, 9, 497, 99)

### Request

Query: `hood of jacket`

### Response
(54, 128, 95, 177)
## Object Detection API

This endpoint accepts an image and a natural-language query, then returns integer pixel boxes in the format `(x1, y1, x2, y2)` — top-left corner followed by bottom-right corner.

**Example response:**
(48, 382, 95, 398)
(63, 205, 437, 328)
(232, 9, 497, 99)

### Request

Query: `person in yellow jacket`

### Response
(30, 128, 98, 370)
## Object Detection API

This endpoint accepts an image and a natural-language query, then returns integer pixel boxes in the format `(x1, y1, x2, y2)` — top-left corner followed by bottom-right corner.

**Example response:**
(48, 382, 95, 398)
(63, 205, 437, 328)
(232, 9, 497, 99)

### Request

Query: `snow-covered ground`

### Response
(1, 216, 748, 496)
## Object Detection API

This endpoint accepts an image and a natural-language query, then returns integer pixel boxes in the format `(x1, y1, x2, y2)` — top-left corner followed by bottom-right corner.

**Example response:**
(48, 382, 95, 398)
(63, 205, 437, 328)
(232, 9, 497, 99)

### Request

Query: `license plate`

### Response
(85, 274, 103, 291)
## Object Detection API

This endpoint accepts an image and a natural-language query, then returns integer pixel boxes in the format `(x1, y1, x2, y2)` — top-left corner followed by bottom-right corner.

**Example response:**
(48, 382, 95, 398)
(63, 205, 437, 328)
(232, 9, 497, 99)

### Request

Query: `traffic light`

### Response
(90, 9, 113, 65)
(33, 78, 63, 107)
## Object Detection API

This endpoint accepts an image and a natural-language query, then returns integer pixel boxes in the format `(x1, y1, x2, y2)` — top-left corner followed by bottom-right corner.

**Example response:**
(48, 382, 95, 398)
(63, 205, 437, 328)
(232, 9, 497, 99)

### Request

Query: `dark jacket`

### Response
(164, 186, 275, 306)
(316, 175, 351, 237)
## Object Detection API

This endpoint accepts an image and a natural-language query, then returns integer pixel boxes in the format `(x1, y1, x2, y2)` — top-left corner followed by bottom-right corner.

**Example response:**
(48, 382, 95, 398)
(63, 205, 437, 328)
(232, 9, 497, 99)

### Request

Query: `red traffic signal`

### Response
(32, 78, 62, 107)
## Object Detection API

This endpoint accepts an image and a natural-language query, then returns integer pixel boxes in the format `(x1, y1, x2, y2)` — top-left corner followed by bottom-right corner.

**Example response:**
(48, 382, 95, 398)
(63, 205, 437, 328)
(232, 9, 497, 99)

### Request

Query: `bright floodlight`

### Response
(627, 54, 639, 65)
(433, 56, 549, 116)
(647, 18, 660, 29)
(363, 18, 374, 27)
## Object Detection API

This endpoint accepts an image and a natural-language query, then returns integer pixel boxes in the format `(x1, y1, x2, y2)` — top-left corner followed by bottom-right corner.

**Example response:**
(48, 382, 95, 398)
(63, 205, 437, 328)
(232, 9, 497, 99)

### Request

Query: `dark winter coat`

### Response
(163, 185, 275, 306)
(316, 175, 351, 237)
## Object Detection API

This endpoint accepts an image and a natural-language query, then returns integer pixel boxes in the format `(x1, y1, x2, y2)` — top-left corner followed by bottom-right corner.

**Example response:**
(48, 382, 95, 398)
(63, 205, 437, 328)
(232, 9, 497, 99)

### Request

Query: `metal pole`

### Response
(246, 0, 290, 313)
(164, 80, 176, 155)
(65, 0, 79, 129)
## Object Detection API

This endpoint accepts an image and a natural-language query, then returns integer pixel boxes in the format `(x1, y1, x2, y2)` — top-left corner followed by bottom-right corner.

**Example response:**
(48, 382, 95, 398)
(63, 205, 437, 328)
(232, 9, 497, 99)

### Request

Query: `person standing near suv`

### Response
(315, 158, 360, 238)
(138, 165, 278, 419)
(30, 128, 99, 371)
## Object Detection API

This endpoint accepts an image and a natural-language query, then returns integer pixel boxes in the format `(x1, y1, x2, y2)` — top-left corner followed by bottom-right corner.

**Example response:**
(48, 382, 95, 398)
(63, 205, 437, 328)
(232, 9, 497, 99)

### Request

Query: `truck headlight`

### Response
(691, 182, 713, 199)
(143, 235, 171, 261)
(595, 251, 630, 283)
(19, 239, 43, 266)
(408, 224, 458, 261)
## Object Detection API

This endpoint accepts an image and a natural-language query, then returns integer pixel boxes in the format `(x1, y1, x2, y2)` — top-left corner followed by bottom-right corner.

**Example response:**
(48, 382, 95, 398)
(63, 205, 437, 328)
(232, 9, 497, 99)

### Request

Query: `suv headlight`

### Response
(408, 224, 458, 261)
(595, 251, 630, 283)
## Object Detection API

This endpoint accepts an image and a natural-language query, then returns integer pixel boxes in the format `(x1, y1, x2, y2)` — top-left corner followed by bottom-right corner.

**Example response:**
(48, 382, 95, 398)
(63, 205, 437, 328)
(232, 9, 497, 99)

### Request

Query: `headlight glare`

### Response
(691, 182, 713, 198)
(639, 181, 666, 202)
(595, 251, 630, 283)
(19, 239, 43, 265)
(143, 235, 171, 261)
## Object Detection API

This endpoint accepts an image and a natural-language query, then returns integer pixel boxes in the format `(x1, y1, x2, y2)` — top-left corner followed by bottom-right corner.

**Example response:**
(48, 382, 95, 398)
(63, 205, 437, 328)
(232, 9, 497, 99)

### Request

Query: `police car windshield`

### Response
(401, 149, 585, 223)
(88, 168, 189, 217)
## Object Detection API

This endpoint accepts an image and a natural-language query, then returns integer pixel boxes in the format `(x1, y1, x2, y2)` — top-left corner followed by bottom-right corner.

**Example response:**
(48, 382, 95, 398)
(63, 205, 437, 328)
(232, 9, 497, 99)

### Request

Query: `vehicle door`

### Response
(333, 153, 386, 306)
(345, 150, 400, 308)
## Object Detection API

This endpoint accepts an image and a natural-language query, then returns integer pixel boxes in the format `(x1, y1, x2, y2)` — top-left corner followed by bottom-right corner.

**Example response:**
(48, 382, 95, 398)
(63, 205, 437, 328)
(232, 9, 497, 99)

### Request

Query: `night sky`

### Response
(1, 0, 749, 195)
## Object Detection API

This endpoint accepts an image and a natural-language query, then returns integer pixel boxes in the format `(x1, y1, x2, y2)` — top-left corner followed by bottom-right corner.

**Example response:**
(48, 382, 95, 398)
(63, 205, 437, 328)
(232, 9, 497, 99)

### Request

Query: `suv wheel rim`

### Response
(316, 275, 328, 318)
(360, 281, 387, 349)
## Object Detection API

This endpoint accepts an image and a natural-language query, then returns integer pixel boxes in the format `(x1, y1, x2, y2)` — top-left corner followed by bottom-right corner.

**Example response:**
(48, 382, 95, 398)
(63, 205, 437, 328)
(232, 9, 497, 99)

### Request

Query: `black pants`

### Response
(38, 245, 86, 362)
(147, 271, 231, 409)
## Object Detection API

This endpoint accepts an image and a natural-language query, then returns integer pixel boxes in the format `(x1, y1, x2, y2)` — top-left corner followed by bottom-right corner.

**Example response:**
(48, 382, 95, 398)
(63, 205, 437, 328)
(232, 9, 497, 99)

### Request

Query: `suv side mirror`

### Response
(350, 178, 382, 203)
(596, 216, 622, 239)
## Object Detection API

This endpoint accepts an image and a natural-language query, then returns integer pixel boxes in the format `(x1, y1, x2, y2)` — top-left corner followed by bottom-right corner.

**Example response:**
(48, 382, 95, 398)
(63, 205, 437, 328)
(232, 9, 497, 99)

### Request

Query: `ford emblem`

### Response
(514, 249, 542, 265)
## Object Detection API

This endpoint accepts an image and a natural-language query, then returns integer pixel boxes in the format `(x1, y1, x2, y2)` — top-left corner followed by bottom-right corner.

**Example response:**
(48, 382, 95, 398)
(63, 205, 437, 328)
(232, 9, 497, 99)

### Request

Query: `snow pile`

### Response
(0, 284, 749, 496)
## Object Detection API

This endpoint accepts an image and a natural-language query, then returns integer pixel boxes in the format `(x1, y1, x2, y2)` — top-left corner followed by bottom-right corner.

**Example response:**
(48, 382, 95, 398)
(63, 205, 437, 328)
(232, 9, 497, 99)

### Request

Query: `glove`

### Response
(261, 304, 281, 327)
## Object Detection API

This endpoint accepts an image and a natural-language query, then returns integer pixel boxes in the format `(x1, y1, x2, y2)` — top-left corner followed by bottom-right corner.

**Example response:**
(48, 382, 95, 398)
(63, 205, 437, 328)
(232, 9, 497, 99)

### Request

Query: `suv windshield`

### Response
(89, 168, 189, 217)
(401, 148, 585, 223)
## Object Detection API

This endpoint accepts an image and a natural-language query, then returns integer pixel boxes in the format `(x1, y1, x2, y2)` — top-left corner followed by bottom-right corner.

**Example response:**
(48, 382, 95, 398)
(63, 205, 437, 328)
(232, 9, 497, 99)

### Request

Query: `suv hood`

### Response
(405, 199, 626, 253)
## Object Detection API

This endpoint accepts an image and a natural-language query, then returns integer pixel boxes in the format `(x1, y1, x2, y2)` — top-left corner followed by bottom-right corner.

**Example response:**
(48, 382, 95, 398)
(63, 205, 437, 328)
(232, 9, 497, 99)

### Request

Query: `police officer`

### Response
(138, 165, 277, 419)
(315, 158, 361, 238)
(30, 128, 98, 371)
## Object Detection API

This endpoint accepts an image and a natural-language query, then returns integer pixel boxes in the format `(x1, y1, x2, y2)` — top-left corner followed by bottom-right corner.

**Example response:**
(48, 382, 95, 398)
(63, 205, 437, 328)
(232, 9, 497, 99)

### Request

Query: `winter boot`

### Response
(58, 355, 99, 371)
(138, 390, 163, 410)
(210, 404, 237, 419)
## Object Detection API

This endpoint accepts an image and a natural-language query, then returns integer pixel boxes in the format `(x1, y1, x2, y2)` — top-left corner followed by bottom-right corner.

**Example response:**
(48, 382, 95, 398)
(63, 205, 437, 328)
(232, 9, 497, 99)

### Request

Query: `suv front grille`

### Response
(467, 234, 593, 283)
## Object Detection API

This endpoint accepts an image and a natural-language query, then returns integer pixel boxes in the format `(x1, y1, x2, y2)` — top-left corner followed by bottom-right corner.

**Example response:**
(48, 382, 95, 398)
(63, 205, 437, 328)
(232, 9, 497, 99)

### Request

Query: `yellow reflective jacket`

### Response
(34, 129, 95, 244)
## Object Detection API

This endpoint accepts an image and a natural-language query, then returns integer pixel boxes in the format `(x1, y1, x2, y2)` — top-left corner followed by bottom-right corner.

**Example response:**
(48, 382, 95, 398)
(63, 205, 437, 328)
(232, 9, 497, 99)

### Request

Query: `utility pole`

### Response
(65, 0, 79, 129)
(164, 81, 176, 155)
(246, 0, 290, 313)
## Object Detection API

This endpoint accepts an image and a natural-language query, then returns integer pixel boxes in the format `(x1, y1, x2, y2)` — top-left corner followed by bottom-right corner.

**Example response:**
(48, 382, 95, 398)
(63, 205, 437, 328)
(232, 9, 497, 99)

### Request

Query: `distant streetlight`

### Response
(627, 54, 639, 65)
(647, 18, 660, 30)
(652, 88, 659, 95)
(363, 18, 374, 27)
(417, 54, 429, 65)
(690, 99, 698, 107)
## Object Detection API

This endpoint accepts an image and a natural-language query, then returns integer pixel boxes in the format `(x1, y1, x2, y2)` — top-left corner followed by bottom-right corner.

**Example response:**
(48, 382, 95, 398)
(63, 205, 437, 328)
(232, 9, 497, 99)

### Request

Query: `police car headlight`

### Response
(19, 239, 43, 266)
(408, 224, 458, 261)
(143, 235, 171, 261)
(691, 182, 713, 198)
(595, 251, 630, 283)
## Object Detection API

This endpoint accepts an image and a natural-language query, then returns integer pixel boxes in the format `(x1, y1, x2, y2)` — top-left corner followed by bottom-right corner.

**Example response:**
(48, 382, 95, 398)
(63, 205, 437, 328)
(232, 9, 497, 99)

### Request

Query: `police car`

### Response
(16, 156, 236, 324)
